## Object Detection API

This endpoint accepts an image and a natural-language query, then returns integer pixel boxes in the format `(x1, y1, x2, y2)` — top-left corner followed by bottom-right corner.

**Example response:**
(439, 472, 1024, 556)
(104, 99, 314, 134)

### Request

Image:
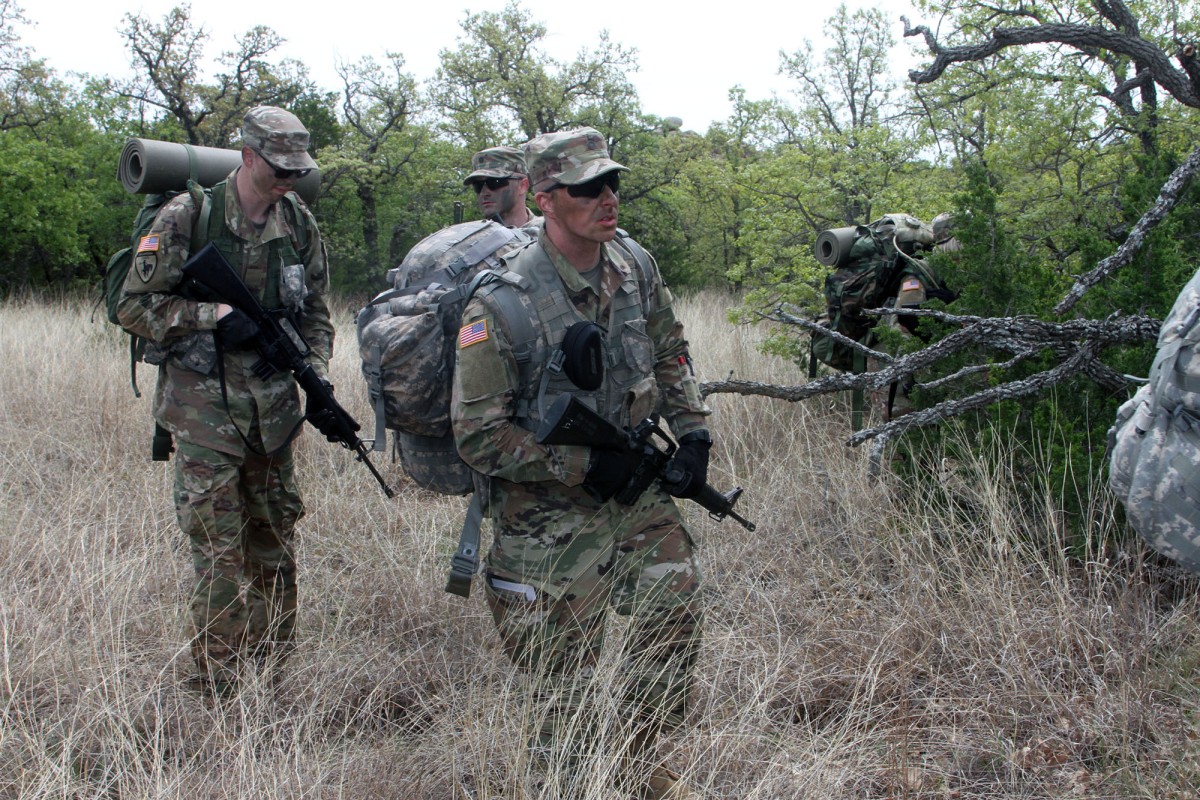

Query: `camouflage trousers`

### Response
(483, 480, 703, 763)
(174, 438, 303, 689)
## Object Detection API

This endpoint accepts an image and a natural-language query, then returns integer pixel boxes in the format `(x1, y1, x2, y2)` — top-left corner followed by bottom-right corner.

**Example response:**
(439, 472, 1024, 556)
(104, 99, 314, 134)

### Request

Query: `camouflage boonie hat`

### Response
(931, 212, 955, 242)
(242, 106, 317, 171)
(524, 127, 628, 192)
(463, 146, 527, 184)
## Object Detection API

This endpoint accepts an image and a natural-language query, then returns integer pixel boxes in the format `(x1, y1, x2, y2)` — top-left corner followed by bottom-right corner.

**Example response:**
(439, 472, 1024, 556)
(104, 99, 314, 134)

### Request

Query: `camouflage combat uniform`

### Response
(117, 107, 332, 693)
(451, 202, 709, 763)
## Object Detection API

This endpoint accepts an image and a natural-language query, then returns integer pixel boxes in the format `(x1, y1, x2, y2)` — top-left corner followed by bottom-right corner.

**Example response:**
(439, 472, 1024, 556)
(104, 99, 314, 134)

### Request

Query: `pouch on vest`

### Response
(561, 321, 605, 391)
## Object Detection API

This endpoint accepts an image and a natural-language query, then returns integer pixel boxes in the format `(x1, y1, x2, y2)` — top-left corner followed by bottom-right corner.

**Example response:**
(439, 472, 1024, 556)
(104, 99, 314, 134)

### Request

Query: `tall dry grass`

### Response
(2, 291, 1199, 799)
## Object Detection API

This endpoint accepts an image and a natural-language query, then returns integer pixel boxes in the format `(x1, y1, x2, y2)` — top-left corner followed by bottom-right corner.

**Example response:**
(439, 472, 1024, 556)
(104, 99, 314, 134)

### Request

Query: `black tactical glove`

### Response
(215, 308, 260, 350)
(661, 431, 712, 499)
(306, 379, 359, 444)
(582, 447, 638, 503)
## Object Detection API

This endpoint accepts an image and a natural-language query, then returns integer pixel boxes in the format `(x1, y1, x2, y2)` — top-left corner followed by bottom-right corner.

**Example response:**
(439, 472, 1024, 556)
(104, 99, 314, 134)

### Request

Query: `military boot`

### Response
(617, 728, 701, 800)
(637, 764, 701, 800)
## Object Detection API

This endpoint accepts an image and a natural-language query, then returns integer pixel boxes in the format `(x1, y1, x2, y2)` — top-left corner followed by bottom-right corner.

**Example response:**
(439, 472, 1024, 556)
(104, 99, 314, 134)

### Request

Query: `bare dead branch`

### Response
(845, 342, 1102, 446)
(701, 309, 1160, 447)
(901, 16, 1200, 107)
(768, 307, 894, 364)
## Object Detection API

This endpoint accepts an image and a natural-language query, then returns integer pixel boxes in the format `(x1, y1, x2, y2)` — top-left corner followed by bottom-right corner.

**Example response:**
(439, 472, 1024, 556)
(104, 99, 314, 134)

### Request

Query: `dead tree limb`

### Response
(700, 310, 1161, 446)
(845, 342, 1102, 447)
(901, 4, 1200, 108)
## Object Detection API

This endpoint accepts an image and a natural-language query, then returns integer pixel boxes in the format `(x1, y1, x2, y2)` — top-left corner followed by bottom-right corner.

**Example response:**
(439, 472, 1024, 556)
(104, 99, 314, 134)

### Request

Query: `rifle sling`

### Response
(213, 337, 307, 460)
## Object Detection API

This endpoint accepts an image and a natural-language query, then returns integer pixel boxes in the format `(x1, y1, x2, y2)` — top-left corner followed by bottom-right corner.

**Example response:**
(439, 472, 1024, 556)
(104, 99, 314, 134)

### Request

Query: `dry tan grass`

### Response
(2, 291, 1200, 799)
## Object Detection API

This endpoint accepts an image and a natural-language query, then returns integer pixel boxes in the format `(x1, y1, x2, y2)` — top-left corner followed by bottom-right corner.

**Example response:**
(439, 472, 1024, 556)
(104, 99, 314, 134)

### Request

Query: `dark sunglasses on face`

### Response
(256, 149, 313, 180)
(471, 176, 513, 193)
(564, 171, 620, 199)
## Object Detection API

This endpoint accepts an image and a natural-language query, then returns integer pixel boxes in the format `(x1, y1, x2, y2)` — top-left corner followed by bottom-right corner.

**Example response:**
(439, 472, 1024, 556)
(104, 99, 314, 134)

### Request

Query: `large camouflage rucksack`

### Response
(355, 220, 535, 494)
(810, 213, 952, 373)
(1108, 267, 1200, 572)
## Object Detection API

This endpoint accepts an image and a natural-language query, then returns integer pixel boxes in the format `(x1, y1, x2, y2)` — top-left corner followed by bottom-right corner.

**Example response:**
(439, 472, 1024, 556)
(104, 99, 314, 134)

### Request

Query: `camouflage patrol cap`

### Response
(524, 127, 628, 193)
(242, 106, 318, 171)
(463, 146, 527, 184)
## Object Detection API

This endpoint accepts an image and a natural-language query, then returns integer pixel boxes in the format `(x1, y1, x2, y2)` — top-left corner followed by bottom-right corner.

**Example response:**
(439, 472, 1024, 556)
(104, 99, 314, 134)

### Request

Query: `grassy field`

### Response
(1, 291, 1199, 799)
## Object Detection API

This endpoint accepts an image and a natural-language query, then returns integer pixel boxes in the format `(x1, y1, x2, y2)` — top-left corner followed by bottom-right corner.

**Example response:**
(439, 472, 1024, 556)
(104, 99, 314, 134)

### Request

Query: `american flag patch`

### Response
(458, 319, 489, 348)
(901, 278, 922, 291)
(137, 234, 160, 253)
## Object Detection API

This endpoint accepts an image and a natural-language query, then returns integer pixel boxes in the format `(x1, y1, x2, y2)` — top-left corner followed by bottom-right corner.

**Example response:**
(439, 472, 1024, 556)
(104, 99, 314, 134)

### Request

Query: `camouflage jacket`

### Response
(116, 168, 334, 456)
(451, 234, 708, 491)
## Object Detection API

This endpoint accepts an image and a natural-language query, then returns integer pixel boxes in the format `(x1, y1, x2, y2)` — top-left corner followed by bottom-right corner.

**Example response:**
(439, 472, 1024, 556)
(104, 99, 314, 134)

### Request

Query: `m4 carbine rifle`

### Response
(536, 393, 755, 531)
(181, 243, 394, 497)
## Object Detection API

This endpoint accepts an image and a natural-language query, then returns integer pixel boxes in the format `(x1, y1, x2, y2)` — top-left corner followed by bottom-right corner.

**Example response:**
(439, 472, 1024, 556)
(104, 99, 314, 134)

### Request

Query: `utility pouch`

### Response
(561, 321, 605, 390)
(279, 263, 307, 313)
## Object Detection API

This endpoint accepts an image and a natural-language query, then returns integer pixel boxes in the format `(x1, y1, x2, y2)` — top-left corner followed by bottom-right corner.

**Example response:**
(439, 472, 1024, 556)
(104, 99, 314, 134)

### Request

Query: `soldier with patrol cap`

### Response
(117, 105, 336, 697)
(451, 127, 710, 799)
(463, 145, 538, 229)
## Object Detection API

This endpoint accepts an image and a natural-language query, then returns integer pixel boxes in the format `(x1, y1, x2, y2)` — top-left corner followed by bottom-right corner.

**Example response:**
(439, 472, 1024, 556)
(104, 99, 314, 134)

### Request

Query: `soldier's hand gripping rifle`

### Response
(181, 243, 395, 497)
(535, 393, 755, 531)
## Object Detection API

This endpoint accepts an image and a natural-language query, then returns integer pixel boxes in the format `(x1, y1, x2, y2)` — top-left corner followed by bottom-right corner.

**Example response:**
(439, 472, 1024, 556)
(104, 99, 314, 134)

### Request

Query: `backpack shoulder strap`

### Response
(445, 269, 537, 601)
(281, 191, 309, 256)
(186, 180, 212, 253)
(448, 224, 525, 280)
(612, 229, 658, 318)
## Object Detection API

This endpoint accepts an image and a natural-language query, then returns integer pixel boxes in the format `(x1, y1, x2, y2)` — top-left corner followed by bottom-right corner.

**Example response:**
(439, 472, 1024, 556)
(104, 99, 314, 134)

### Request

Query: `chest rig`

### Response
(193, 180, 308, 311)
(493, 240, 656, 432)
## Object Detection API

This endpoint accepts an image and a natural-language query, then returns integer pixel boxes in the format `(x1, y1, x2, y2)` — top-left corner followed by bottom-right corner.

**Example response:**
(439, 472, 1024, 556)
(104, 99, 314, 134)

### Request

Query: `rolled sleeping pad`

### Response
(117, 137, 320, 205)
(813, 226, 859, 268)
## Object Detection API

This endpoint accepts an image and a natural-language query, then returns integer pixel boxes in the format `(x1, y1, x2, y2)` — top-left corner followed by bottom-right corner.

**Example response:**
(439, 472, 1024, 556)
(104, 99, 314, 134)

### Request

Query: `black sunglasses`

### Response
(564, 171, 620, 199)
(471, 177, 513, 193)
(255, 149, 312, 180)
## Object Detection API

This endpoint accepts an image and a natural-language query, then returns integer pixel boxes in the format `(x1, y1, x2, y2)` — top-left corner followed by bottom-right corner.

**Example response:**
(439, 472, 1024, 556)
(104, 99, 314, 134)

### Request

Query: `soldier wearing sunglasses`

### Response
(463, 146, 537, 229)
(451, 128, 711, 799)
(116, 106, 333, 699)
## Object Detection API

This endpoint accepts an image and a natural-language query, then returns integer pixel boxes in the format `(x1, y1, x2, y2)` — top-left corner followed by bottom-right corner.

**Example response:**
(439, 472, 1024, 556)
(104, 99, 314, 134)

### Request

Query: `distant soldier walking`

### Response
(117, 106, 335, 696)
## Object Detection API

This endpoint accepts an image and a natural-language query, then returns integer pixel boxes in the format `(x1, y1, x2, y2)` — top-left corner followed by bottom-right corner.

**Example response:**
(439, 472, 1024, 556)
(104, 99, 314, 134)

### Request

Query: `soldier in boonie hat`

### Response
(242, 105, 318, 172)
(524, 127, 629, 193)
(931, 212, 962, 254)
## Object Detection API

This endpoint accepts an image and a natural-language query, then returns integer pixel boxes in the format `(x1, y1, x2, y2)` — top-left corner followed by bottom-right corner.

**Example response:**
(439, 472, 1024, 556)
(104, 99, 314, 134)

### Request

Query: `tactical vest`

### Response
(481, 239, 656, 433)
(193, 179, 308, 311)
(443, 233, 657, 599)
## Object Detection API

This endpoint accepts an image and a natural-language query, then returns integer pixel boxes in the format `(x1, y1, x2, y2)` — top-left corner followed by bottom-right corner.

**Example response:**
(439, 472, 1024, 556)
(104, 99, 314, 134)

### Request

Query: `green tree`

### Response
(432, 1, 640, 147)
(0, 1, 128, 292)
(108, 3, 315, 146)
(732, 4, 932, 325)
(316, 54, 454, 290)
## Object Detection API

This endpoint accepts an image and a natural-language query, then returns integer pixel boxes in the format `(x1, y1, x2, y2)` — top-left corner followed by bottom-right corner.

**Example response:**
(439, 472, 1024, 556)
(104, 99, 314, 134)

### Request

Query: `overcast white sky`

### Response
(20, 0, 925, 133)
